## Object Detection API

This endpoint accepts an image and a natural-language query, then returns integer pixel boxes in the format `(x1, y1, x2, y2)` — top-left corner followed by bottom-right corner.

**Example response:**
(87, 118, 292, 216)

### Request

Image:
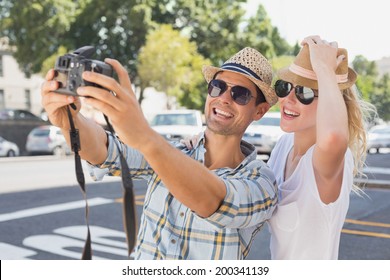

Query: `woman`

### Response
(267, 35, 375, 259)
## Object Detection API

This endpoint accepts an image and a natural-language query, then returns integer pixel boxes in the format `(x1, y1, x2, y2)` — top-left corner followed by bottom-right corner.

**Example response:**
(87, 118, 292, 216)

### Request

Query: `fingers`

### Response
(77, 59, 136, 115)
(105, 58, 132, 89)
(45, 69, 56, 81)
(329, 41, 338, 48)
(80, 59, 132, 97)
(180, 138, 195, 149)
(302, 36, 338, 48)
(41, 70, 77, 112)
(301, 35, 321, 46)
(41, 90, 76, 108)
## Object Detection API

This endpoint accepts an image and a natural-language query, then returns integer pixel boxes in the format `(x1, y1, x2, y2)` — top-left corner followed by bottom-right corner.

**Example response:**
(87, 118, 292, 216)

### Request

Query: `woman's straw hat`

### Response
(277, 44, 357, 90)
(202, 47, 278, 106)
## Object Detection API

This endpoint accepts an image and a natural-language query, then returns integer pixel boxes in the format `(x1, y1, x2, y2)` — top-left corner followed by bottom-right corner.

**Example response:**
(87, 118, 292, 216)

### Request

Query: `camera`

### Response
(53, 46, 113, 96)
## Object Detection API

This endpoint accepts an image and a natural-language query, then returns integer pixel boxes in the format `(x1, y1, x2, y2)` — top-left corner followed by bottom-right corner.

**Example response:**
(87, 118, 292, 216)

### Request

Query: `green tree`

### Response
(168, 0, 248, 65)
(0, 0, 89, 75)
(138, 25, 210, 110)
(352, 55, 378, 100)
(372, 73, 390, 121)
(1, 0, 295, 109)
(240, 4, 291, 58)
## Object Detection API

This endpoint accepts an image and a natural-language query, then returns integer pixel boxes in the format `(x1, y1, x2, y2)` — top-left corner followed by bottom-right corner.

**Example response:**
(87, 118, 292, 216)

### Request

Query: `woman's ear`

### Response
(254, 103, 270, 121)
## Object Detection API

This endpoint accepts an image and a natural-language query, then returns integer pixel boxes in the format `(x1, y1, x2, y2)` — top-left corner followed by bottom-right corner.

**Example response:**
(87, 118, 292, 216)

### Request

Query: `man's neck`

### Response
(203, 130, 245, 170)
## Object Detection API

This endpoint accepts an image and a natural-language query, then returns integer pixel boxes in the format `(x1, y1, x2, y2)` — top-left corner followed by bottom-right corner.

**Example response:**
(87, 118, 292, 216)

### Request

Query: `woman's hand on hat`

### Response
(301, 35, 339, 75)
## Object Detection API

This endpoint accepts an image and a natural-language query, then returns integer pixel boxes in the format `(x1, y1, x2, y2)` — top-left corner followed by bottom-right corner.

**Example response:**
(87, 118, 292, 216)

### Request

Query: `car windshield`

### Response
(32, 129, 50, 137)
(253, 117, 280, 126)
(151, 114, 197, 126)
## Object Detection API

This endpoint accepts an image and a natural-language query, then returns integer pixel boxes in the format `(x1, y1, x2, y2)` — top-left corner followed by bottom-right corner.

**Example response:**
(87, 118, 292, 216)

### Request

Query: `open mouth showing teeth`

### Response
(214, 108, 234, 118)
(284, 108, 300, 117)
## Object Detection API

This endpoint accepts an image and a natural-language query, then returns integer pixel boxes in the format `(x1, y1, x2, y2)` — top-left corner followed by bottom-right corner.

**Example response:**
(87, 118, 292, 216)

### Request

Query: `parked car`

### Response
(0, 136, 20, 157)
(367, 125, 390, 153)
(0, 108, 43, 121)
(26, 125, 71, 156)
(243, 111, 285, 155)
(150, 109, 204, 141)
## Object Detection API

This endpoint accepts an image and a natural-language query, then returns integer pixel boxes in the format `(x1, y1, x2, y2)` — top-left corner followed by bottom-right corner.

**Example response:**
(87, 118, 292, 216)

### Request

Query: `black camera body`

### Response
(54, 46, 113, 96)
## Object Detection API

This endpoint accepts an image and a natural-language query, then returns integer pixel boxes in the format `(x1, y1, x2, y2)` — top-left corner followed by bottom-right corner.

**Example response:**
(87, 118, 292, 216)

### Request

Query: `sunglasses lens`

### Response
(231, 86, 251, 105)
(295, 86, 315, 105)
(208, 79, 252, 105)
(208, 79, 227, 97)
(275, 80, 292, 98)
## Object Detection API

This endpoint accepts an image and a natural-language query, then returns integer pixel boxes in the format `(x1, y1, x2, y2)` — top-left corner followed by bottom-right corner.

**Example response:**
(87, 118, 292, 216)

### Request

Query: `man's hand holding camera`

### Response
(41, 69, 82, 130)
(77, 58, 156, 152)
(41, 45, 158, 160)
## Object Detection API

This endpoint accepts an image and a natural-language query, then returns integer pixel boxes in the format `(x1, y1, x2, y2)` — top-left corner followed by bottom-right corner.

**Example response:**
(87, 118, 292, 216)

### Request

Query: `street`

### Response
(0, 154, 389, 260)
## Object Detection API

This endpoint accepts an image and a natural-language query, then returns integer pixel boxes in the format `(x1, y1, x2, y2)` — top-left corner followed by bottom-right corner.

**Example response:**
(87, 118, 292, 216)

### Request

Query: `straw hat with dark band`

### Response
(202, 47, 278, 106)
(277, 44, 357, 90)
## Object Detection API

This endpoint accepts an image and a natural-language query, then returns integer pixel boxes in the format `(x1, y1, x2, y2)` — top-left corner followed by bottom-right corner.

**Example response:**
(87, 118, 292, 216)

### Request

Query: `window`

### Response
(0, 55, 3, 77)
(25, 89, 31, 111)
(0, 89, 4, 109)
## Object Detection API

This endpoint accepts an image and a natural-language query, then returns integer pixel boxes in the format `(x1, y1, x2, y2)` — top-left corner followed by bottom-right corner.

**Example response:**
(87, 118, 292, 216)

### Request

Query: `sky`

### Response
(246, 0, 390, 61)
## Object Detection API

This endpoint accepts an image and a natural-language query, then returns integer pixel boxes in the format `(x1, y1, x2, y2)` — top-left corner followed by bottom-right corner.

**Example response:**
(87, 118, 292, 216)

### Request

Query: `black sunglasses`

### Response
(274, 80, 318, 105)
(208, 79, 254, 105)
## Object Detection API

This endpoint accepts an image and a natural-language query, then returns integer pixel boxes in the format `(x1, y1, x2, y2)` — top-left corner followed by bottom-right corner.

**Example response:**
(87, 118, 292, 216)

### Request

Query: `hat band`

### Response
(221, 63, 263, 81)
(289, 63, 348, 83)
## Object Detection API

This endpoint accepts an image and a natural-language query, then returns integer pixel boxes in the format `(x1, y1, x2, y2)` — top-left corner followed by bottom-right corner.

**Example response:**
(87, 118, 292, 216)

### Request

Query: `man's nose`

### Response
(218, 87, 233, 103)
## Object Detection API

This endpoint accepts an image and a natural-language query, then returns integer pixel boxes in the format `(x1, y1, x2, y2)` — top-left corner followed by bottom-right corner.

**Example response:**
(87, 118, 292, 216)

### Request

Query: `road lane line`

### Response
(363, 167, 390, 175)
(0, 197, 114, 222)
(345, 218, 390, 228)
(342, 229, 390, 239)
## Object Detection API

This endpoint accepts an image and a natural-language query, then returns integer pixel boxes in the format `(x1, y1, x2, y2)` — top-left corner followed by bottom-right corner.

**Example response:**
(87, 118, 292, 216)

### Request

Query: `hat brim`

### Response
(277, 67, 357, 90)
(202, 65, 278, 106)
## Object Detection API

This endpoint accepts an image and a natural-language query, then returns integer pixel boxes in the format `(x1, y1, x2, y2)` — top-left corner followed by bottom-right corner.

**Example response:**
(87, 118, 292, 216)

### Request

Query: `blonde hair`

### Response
(343, 86, 377, 192)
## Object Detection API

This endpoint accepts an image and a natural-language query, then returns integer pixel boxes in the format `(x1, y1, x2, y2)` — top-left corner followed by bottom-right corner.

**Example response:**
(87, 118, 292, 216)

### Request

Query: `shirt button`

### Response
(179, 212, 184, 217)
(171, 239, 176, 244)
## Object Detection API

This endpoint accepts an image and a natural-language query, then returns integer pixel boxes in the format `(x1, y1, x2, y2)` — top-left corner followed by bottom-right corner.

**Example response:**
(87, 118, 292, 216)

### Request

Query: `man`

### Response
(41, 47, 278, 260)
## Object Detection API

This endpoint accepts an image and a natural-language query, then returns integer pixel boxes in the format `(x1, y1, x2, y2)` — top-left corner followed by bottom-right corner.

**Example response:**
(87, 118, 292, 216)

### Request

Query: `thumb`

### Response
(336, 54, 345, 67)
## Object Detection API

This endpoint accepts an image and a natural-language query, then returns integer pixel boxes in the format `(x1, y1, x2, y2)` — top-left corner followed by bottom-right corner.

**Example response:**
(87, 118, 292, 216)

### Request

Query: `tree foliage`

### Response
(240, 5, 292, 58)
(352, 55, 390, 121)
(138, 25, 210, 110)
(1, 0, 293, 108)
(372, 73, 390, 121)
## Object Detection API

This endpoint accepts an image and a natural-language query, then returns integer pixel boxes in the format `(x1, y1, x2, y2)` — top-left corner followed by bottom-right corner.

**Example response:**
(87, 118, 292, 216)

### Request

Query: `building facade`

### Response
(0, 39, 44, 116)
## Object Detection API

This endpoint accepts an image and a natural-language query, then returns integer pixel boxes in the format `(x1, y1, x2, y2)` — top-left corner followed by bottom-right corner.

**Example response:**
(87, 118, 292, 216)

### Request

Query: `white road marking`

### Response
(0, 197, 114, 222)
(0, 243, 37, 259)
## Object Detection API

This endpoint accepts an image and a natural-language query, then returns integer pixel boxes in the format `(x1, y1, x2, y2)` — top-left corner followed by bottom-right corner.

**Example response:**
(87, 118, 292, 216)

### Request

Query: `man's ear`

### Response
(254, 103, 270, 121)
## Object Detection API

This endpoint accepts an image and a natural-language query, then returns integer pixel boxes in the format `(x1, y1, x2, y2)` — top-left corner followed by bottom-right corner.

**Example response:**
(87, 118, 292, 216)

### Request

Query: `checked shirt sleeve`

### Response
(88, 132, 152, 181)
(206, 161, 278, 229)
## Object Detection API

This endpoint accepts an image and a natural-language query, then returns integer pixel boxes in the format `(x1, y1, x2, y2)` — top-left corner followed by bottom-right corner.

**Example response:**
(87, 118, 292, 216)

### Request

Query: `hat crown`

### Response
(223, 47, 273, 86)
(202, 47, 278, 106)
(294, 45, 349, 76)
(277, 44, 357, 90)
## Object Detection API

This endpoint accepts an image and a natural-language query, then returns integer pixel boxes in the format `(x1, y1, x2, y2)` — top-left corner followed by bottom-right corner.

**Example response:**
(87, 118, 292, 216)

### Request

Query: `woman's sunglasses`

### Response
(274, 80, 318, 105)
(208, 79, 254, 105)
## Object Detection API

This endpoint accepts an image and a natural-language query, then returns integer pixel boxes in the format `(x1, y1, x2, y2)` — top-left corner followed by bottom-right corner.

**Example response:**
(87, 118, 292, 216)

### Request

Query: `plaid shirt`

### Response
(88, 132, 277, 260)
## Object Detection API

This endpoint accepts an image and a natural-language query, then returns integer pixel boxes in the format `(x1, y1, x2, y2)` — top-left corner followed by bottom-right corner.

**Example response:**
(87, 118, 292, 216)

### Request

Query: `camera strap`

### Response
(66, 105, 137, 260)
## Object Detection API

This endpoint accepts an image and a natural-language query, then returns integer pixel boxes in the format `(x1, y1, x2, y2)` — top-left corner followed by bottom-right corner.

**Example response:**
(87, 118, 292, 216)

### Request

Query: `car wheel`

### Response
(7, 150, 16, 157)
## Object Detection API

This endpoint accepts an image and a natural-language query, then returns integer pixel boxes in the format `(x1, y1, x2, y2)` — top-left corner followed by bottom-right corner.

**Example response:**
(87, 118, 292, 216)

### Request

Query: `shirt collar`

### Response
(196, 132, 257, 171)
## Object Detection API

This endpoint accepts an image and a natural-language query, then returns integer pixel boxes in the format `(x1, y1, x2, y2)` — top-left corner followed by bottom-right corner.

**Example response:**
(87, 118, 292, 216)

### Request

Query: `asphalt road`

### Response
(0, 153, 389, 260)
